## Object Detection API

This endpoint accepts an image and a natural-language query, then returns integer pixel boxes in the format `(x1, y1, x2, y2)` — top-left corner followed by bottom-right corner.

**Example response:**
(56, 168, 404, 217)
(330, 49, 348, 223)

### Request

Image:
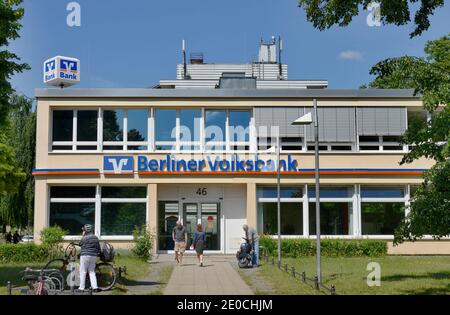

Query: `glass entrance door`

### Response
(201, 203, 220, 250)
(182, 202, 221, 251)
(183, 203, 198, 248)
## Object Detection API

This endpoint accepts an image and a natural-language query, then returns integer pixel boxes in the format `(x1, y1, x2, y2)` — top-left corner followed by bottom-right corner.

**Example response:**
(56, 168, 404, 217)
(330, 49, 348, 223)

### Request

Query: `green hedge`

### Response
(0, 243, 49, 264)
(259, 236, 387, 257)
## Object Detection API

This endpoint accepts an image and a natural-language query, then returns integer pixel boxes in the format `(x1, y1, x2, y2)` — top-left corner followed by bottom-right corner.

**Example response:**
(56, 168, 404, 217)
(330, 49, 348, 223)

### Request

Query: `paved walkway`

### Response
(164, 255, 254, 295)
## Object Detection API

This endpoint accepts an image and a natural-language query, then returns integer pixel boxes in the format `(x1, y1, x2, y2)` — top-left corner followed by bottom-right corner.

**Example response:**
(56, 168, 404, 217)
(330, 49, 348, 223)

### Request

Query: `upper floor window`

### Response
(155, 109, 176, 151)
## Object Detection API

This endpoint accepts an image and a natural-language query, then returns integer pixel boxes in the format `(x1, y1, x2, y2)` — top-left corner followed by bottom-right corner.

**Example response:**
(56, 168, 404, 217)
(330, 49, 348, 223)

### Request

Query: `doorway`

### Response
(182, 202, 220, 250)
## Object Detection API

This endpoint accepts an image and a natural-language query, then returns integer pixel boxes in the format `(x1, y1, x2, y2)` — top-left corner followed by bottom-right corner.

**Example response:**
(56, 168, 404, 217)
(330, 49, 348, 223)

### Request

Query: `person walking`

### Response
(78, 224, 101, 292)
(12, 231, 20, 244)
(242, 224, 259, 268)
(5, 231, 12, 244)
(172, 220, 187, 266)
(192, 224, 206, 267)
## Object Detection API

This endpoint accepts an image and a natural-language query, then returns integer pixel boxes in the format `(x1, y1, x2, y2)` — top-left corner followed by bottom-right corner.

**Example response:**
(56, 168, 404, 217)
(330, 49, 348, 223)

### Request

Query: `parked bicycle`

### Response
(42, 242, 118, 291)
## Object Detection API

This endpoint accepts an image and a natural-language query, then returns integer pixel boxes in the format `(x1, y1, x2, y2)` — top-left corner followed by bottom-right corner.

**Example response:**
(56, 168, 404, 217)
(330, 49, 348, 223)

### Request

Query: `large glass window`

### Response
(258, 203, 303, 235)
(103, 109, 124, 150)
(229, 110, 250, 142)
(180, 109, 201, 151)
(361, 203, 405, 235)
(309, 202, 353, 235)
(155, 109, 176, 150)
(127, 110, 148, 151)
(308, 187, 353, 199)
(77, 110, 98, 142)
(158, 202, 179, 250)
(49, 186, 96, 235)
(52, 110, 73, 141)
(100, 186, 147, 236)
(361, 187, 405, 198)
(205, 110, 226, 150)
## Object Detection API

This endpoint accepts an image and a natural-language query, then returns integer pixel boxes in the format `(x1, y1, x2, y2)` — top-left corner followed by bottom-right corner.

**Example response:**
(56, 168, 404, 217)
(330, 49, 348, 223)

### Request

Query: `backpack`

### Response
(99, 242, 115, 262)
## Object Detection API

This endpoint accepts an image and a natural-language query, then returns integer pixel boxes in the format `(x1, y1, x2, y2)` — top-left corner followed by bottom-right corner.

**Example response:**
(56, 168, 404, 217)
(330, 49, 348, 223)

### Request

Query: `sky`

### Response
(9, 0, 450, 98)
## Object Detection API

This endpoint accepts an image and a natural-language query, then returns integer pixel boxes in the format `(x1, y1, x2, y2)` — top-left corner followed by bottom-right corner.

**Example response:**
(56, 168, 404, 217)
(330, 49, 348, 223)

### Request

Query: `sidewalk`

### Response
(164, 255, 254, 295)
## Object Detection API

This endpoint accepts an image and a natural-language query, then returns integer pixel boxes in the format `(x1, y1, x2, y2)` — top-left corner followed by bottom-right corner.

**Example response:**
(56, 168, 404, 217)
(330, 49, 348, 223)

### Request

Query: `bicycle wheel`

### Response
(43, 258, 70, 289)
(95, 263, 117, 291)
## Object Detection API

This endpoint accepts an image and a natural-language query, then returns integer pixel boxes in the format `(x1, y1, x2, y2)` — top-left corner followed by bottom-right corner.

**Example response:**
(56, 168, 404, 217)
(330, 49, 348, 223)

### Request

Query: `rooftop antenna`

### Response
(278, 36, 283, 79)
(182, 39, 187, 79)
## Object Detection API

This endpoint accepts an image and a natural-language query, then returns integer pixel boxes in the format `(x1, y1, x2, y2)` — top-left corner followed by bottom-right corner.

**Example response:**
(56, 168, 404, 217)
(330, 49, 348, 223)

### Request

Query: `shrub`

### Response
(259, 235, 387, 257)
(40, 226, 67, 257)
(131, 226, 155, 260)
(0, 243, 49, 263)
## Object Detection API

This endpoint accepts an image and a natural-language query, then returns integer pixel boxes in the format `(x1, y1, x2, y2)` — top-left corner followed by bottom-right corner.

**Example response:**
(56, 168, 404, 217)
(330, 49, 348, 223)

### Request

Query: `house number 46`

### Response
(196, 188, 207, 196)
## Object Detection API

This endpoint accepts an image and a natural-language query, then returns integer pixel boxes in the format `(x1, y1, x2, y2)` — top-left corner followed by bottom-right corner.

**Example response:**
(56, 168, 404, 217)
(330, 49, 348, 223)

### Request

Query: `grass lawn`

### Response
(0, 252, 150, 295)
(254, 256, 450, 295)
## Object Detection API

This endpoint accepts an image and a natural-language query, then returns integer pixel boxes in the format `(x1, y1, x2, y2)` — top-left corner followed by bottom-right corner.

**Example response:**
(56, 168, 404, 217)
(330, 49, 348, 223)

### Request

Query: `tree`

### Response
(0, 94, 35, 230)
(298, 0, 445, 38)
(364, 34, 449, 243)
(0, 0, 30, 126)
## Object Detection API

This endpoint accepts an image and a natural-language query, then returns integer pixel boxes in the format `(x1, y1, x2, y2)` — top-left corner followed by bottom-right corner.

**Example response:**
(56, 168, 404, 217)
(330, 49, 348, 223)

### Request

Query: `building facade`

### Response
(33, 41, 449, 254)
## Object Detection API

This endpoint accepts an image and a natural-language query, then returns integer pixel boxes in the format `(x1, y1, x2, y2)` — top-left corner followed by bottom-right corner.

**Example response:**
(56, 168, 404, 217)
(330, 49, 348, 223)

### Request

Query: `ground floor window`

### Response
(258, 202, 303, 235)
(309, 202, 353, 235)
(361, 203, 405, 235)
(49, 185, 147, 237)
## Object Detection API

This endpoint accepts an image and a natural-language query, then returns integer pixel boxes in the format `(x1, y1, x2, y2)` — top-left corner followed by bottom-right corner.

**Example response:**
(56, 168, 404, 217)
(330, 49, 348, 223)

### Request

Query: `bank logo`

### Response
(45, 60, 56, 72)
(104, 156, 134, 175)
(60, 59, 78, 72)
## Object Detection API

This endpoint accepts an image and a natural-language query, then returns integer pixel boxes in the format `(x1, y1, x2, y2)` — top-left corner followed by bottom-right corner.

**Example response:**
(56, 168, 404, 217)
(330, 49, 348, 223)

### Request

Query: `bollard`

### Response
(277, 260, 281, 269)
(89, 288, 93, 295)
(284, 263, 288, 272)
(7, 281, 12, 295)
(314, 276, 319, 290)
(291, 266, 296, 278)
(331, 285, 336, 295)
(271, 257, 274, 265)
(301, 272, 306, 283)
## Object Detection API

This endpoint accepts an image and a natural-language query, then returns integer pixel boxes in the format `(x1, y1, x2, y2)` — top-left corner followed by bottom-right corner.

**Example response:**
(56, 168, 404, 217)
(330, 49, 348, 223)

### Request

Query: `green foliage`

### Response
(298, 0, 445, 38)
(0, 132, 24, 193)
(0, 243, 48, 263)
(365, 34, 450, 243)
(40, 226, 67, 257)
(131, 226, 155, 260)
(259, 235, 387, 257)
(0, 94, 35, 228)
(0, 0, 30, 126)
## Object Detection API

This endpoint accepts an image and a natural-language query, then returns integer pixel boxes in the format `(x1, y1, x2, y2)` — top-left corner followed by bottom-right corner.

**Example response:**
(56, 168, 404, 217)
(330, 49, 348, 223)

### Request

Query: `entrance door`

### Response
(201, 203, 220, 250)
(182, 202, 221, 251)
(183, 203, 198, 248)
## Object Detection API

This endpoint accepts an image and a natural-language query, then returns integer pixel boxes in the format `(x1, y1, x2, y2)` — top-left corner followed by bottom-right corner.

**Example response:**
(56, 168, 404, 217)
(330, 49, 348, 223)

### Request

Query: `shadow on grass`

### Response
(402, 283, 450, 295)
(119, 278, 164, 287)
(382, 271, 450, 282)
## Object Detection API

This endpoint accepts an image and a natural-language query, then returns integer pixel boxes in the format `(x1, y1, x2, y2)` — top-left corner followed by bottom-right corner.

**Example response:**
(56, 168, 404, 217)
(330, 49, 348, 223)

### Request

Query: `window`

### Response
(100, 186, 147, 236)
(49, 186, 96, 235)
(358, 135, 404, 151)
(52, 110, 73, 143)
(229, 110, 250, 150)
(361, 186, 406, 235)
(309, 202, 353, 235)
(361, 203, 405, 235)
(257, 186, 304, 235)
(308, 186, 353, 235)
(257, 186, 302, 199)
(205, 110, 226, 150)
(257, 137, 274, 151)
(180, 109, 201, 151)
(127, 109, 148, 150)
(258, 203, 303, 235)
(307, 143, 353, 152)
(158, 202, 179, 250)
(281, 137, 302, 151)
(155, 109, 176, 150)
(76, 110, 98, 150)
(103, 109, 124, 150)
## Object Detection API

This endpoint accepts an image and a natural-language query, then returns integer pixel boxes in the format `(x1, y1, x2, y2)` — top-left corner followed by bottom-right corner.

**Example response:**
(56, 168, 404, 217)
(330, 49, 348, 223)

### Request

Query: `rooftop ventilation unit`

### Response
(190, 52, 204, 64)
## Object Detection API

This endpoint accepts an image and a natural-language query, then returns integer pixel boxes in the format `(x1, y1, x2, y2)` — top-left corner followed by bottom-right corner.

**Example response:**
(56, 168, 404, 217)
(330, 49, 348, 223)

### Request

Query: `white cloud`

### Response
(339, 50, 363, 61)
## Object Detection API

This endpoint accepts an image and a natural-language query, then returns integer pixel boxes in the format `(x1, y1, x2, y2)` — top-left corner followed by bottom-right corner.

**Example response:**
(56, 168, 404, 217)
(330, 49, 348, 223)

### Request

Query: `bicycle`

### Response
(21, 266, 63, 294)
(42, 242, 118, 291)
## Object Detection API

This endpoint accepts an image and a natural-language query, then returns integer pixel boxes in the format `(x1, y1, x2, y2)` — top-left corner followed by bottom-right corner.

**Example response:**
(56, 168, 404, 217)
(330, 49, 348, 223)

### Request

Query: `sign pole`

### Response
(277, 135, 281, 266)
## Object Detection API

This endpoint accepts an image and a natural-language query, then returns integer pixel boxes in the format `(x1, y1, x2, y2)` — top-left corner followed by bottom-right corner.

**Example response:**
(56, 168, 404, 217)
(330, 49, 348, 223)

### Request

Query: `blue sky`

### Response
(10, 0, 450, 98)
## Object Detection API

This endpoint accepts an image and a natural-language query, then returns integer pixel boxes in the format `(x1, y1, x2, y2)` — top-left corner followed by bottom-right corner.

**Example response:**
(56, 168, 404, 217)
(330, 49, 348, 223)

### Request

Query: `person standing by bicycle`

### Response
(78, 224, 101, 292)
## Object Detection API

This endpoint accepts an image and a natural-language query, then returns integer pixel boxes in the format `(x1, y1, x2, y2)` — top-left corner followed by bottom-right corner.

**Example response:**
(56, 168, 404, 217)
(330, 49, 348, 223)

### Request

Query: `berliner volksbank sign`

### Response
(103, 155, 299, 174)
